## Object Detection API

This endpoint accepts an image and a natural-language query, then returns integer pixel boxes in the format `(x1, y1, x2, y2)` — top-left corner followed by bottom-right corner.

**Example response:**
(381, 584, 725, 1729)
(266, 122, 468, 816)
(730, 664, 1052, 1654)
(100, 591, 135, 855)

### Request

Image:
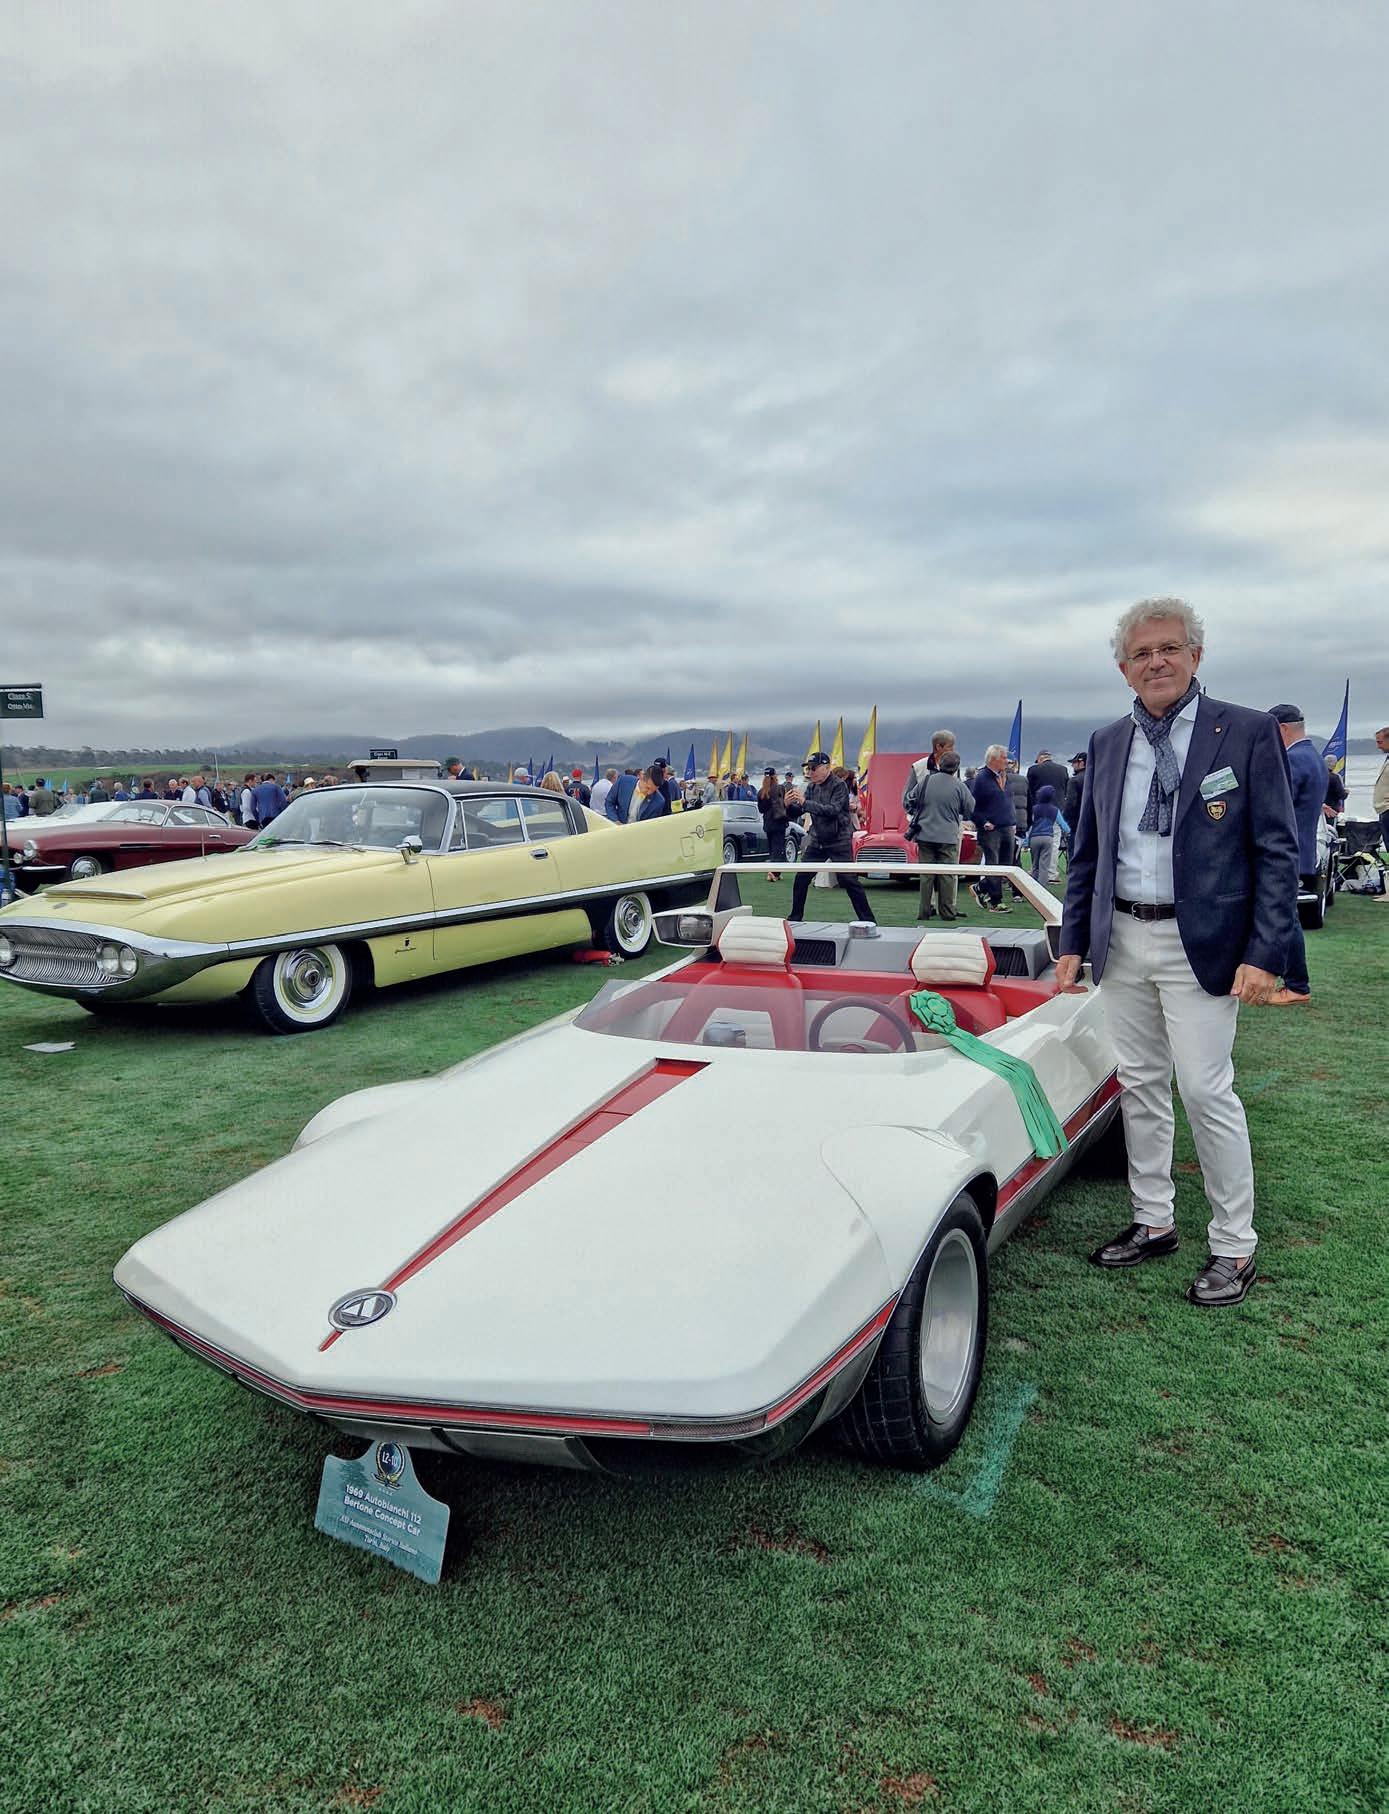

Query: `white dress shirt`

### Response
(589, 778, 612, 816)
(1115, 694, 1199, 904)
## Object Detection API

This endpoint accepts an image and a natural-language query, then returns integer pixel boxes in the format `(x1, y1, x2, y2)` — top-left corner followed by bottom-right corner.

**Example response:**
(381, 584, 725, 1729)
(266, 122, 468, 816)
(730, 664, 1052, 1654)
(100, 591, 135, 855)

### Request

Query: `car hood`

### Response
(13, 845, 403, 929)
(115, 1030, 896, 1421)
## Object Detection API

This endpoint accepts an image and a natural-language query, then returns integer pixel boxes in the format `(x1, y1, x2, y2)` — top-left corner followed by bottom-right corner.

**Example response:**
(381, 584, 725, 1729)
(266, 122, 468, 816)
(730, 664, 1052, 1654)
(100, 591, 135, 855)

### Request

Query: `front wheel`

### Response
(67, 854, 109, 882)
(834, 1192, 988, 1469)
(601, 891, 653, 957)
(246, 943, 354, 1034)
(722, 836, 740, 865)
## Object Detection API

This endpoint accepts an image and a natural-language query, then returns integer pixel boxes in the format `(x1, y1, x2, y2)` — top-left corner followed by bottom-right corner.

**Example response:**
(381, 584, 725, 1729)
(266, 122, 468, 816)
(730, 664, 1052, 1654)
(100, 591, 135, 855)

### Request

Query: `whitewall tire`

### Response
(247, 943, 354, 1034)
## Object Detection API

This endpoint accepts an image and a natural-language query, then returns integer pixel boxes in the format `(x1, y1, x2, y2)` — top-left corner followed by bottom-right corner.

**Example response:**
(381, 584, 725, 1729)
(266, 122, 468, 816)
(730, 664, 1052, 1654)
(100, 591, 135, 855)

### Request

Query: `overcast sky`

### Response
(3, 1, 1386, 747)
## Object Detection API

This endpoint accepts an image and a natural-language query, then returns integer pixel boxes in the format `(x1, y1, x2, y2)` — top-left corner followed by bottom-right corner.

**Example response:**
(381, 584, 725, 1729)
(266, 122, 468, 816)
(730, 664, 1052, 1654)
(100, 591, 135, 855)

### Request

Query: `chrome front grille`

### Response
(3, 926, 108, 986)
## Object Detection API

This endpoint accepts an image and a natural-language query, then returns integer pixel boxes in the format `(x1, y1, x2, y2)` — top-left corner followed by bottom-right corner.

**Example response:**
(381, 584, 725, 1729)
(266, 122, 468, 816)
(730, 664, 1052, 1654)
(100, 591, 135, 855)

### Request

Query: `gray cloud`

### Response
(2, 0, 1386, 748)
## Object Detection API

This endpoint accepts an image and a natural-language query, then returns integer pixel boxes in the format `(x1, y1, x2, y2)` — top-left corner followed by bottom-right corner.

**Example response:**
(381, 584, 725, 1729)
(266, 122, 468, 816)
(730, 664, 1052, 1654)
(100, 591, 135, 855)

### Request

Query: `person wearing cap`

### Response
(1063, 752, 1087, 831)
(444, 757, 464, 779)
(1056, 599, 1298, 1308)
(567, 767, 591, 807)
(1267, 704, 1327, 1005)
(783, 753, 875, 924)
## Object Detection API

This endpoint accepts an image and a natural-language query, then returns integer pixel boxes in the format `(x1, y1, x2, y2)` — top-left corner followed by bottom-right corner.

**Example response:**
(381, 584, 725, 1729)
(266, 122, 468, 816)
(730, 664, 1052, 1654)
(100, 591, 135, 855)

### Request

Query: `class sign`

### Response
(1, 686, 43, 719)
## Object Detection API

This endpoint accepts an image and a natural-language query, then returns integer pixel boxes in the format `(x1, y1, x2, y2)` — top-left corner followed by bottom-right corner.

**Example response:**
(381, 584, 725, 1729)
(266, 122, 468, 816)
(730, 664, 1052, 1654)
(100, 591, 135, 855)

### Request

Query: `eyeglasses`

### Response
(1123, 641, 1191, 666)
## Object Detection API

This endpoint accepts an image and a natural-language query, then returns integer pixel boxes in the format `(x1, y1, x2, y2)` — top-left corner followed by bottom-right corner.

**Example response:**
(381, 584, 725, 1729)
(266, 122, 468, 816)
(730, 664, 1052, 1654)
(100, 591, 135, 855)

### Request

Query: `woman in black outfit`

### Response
(758, 765, 790, 875)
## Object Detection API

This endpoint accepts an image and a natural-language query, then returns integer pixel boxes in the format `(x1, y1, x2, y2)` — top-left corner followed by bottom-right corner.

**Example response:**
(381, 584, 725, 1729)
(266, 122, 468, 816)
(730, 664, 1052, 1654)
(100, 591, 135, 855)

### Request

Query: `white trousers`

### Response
(1100, 914, 1257, 1257)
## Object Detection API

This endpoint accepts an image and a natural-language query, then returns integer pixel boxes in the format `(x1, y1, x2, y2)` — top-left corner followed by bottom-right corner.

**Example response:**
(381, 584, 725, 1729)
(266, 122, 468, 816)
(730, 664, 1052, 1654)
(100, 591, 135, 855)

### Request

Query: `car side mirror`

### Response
(399, 835, 424, 864)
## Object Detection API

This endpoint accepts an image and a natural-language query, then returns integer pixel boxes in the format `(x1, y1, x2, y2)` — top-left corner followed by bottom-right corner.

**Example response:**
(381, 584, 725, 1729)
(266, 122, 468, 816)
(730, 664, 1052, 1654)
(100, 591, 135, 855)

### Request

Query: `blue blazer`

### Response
(604, 776, 670, 824)
(1059, 693, 1299, 996)
(970, 765, 1016, 830)
(1284, 737, 1325, 874)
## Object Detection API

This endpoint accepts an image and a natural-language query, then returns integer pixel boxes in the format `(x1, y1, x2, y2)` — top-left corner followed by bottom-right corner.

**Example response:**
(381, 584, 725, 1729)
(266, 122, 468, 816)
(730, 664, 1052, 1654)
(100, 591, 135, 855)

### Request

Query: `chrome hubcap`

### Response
(70, 857, 101, 878)
(615, 896, 649, 946)
(919, 1229, 979, 1421)
(278, 948, 336, 1011)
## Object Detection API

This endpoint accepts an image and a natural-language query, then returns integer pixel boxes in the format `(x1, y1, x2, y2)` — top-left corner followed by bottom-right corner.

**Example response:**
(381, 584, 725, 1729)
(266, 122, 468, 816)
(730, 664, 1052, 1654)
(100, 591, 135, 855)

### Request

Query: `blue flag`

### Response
(545, 753, 554, 780)
(528, 755, 535, 782)
(683, 743, 697, 782)
(1005, 701, 1023, 769)
(591, 752, 600, 785)
(1321, 680, 1349, 776)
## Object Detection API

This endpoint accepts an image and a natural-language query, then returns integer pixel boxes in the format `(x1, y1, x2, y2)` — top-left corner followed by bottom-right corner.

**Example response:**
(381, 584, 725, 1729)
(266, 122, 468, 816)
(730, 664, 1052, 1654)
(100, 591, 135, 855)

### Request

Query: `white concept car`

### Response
(115, 863, 1122, 1476)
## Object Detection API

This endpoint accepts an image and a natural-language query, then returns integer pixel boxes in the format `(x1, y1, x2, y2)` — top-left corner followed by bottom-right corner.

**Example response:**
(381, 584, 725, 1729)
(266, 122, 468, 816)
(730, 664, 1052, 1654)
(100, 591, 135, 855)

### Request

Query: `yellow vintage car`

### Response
(0, 781, 720, 1033)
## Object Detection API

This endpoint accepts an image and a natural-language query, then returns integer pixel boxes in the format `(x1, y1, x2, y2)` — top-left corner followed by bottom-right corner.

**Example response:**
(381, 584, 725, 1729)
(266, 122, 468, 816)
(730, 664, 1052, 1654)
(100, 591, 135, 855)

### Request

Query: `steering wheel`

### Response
(807, 995, 920, 1054)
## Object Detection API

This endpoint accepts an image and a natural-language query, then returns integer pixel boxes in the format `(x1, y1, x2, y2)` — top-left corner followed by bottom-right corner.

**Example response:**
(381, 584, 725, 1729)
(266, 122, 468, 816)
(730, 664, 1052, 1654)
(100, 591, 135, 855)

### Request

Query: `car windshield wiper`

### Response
(256, 836, 363, 849)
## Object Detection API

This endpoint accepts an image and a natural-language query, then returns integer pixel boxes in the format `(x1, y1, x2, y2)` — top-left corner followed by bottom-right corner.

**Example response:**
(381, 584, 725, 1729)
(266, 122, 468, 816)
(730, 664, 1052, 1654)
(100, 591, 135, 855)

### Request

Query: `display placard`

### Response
(1, 686, 43, 719)
(314, 1439, 450, 1583)
(368, 746, 399, 759)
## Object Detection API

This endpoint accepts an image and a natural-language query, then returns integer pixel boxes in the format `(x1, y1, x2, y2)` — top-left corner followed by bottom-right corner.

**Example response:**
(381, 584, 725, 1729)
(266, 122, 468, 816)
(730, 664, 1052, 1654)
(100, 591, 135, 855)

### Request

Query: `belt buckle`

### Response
(1128, 900, 1145, 920)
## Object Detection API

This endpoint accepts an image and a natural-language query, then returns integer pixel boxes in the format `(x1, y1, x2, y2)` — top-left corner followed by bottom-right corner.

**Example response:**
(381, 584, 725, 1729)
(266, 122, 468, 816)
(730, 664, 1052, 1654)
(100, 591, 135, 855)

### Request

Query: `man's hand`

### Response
(1054, 954, 1086, 992)
(1230, 963, 1278, 1006)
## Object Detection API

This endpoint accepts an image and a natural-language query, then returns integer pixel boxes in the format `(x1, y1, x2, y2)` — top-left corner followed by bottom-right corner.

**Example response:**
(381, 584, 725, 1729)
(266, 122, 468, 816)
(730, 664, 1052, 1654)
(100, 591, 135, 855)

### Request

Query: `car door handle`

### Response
(530, 847, 549, 859)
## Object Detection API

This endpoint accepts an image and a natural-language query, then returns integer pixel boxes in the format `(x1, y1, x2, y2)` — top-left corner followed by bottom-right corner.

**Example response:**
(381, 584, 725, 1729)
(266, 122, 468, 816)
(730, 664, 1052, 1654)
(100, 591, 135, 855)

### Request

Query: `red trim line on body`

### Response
(996, 1072, 1121, 1211)
(129, 1295, 898, 1442)
(319, 1058, 705, 1352)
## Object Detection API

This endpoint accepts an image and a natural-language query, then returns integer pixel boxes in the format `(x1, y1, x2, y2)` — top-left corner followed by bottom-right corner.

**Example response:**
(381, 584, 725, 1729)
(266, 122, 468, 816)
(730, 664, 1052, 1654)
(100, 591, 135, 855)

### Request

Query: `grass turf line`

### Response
(0, 879, 1385, 1812)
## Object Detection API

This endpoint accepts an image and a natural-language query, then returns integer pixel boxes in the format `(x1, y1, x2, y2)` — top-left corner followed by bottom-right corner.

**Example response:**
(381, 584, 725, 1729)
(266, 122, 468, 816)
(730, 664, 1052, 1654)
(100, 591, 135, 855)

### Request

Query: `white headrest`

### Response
(715, 917, 794, 967)
(909, 932, 993, 987)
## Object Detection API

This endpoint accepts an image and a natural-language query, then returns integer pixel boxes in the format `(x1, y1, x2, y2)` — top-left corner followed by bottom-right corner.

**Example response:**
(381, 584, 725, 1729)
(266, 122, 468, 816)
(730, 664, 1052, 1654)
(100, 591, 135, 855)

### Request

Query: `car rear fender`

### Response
(820, 1125, 994, 1284)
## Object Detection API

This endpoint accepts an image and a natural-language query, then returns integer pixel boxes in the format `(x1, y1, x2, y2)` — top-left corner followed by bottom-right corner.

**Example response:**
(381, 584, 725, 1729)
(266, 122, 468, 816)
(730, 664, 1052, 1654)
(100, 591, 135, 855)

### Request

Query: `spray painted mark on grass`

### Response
(909, 1381, 1039, 1519)
(1240, 1072, 1283, 1098)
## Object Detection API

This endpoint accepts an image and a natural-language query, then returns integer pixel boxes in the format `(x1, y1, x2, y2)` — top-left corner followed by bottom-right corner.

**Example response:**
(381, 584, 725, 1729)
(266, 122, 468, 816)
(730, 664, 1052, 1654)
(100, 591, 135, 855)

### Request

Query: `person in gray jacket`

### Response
(905, 753, 974, 919)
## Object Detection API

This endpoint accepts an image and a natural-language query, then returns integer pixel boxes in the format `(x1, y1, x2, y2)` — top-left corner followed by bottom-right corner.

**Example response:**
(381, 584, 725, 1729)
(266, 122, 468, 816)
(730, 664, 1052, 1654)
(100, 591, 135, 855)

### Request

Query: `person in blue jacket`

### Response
(1056, 599, 1298, 1308)
(969, 746, 1018, 911)
(604, 766, 671, 824)
(252, 771, 289, 828)
(1267, 704, 1327, 1005)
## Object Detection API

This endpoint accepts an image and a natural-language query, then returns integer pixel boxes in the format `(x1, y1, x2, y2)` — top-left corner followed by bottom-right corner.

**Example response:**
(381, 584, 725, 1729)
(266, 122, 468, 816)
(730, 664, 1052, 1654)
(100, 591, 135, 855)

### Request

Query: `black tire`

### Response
(722, 836, 740, 865)
(246, 943, 354, 1034)
(601, 891, 653, 957)
(66, 854, 109, 882)
(1079, 1099, 1129, 1176)
(1298, 862, 1330, 931)
(835, 1192, 988, 1470)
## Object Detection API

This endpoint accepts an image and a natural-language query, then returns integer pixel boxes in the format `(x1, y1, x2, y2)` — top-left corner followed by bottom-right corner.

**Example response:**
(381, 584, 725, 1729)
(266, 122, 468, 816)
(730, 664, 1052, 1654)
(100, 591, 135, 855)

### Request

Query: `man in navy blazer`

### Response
(1266, 704, 1327, 1005)
(604, 767, 671, 824)
(1057, 599, 1298, 1307)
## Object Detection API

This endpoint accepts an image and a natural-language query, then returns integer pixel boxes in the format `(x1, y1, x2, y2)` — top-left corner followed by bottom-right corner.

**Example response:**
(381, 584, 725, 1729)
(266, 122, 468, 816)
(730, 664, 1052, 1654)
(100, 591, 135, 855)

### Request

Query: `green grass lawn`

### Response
(2, 879, 1385, 1812)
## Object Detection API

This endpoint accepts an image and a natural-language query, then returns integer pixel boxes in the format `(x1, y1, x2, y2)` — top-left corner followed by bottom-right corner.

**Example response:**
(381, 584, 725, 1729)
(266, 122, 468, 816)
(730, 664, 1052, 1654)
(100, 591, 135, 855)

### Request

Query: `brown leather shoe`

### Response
(1089, 1222, 1180, 1268)
(1270, 989, 1310, 1006)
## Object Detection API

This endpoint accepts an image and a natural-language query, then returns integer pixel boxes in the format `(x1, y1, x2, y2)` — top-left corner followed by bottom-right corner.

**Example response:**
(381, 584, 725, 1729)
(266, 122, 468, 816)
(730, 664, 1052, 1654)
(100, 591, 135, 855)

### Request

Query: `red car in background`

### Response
(5, 801, 254, 892)
(852, 752, 979, 885)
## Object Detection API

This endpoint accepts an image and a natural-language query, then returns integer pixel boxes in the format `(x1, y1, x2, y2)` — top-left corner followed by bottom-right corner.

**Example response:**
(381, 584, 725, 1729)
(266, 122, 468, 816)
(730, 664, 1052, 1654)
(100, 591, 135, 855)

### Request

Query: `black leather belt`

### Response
(1115, 897, 1177, 921)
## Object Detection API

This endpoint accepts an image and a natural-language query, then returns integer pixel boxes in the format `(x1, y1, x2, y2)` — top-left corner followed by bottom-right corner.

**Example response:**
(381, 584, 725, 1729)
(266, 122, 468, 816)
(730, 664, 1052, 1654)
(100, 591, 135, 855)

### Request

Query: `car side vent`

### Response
(791, 938, 838, 966)
(989, 945, 1028, 977)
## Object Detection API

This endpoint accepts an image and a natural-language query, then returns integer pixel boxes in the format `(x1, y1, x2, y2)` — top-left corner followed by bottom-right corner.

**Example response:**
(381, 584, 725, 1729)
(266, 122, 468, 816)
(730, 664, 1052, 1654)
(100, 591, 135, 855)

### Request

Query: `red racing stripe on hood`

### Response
(319, 1058, 704, 1352)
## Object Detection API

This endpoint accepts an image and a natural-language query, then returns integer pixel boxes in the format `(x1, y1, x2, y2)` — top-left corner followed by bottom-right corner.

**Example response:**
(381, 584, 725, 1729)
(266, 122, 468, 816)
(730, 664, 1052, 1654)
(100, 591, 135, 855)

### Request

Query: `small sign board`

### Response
(1, 685, 43, 719)
(314, 1439, 450, 1584)
(368, 746, 399, 760)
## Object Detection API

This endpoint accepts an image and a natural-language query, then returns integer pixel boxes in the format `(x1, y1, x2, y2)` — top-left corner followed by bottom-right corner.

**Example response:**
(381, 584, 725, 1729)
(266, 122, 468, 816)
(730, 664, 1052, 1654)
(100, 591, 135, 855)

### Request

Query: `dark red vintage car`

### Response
(4, 802, 254, 891)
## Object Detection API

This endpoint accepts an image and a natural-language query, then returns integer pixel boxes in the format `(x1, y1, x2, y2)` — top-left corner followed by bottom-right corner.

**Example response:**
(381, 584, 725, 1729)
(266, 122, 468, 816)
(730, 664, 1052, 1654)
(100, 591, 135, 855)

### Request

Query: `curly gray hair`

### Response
(1112, 597, 1206, 664)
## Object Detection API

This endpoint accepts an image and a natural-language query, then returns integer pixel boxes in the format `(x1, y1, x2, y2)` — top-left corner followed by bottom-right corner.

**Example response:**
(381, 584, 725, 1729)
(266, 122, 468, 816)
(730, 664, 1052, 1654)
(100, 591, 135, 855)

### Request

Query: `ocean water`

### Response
(1342, 752, 1381, 820)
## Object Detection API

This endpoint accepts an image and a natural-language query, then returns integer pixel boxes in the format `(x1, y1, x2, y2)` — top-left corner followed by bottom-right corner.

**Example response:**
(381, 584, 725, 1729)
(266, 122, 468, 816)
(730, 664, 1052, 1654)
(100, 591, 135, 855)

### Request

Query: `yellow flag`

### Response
(709, 737, 720, 777)
(507, 763, 514, 783)
(828, 716, 844, 770)
(720, 732, 733, 778)
(804, 720, 822, 764)
(734, 732, 748, 776)
(856, 707, 877, 786)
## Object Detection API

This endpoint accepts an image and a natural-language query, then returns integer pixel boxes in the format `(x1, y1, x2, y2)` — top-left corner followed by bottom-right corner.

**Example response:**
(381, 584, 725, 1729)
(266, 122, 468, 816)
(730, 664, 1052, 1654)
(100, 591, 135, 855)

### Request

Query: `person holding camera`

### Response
(784, 752, 875, 923)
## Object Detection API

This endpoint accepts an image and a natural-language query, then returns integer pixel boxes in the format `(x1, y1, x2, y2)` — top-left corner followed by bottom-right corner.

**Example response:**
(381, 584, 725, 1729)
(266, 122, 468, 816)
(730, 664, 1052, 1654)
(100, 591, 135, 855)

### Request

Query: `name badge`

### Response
(1199, 767, 1238, 800)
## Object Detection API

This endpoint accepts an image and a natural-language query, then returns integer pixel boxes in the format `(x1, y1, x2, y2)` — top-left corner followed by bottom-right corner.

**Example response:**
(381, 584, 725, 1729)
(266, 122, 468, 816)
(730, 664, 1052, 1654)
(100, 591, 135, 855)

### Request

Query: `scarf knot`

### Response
(1132, 681, 1200, 836)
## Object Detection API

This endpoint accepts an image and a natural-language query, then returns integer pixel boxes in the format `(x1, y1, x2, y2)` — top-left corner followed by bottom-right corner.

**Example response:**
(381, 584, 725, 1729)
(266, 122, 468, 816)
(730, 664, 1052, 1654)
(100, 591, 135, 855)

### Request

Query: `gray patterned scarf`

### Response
(1132, 680, 1201, 836)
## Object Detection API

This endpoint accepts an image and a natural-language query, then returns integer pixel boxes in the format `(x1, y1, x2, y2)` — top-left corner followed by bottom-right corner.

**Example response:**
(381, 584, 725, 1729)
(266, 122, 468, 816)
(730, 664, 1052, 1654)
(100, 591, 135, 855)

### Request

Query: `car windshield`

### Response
(248, 786, 451, 852)
(96, 803, 169, 825)
(575, 973, 941, 1054)
(27, 803, 117, 827)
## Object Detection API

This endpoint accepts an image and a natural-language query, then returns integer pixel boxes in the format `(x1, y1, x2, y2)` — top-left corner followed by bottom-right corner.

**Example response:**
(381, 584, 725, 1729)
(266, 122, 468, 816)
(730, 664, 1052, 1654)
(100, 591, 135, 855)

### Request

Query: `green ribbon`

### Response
(908, 989, 1069, 1161)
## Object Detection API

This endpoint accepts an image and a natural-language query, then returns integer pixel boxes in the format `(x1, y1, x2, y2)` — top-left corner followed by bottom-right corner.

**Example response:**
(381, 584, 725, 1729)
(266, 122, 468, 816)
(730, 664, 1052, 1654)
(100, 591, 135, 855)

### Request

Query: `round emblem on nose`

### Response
(328, 1288, 396, 1330)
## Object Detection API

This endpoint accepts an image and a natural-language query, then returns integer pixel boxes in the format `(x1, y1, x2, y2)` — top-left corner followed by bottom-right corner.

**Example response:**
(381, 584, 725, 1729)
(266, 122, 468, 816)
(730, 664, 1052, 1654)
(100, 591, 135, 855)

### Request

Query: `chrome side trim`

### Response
(0, 869, 712, 1000)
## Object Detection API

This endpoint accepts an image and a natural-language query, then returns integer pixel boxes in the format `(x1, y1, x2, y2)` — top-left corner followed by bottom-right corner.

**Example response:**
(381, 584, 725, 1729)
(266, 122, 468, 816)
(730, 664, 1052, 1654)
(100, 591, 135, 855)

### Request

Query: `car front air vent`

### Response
(989, 945, 1029, 977)
(791, 938, 838, 966)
